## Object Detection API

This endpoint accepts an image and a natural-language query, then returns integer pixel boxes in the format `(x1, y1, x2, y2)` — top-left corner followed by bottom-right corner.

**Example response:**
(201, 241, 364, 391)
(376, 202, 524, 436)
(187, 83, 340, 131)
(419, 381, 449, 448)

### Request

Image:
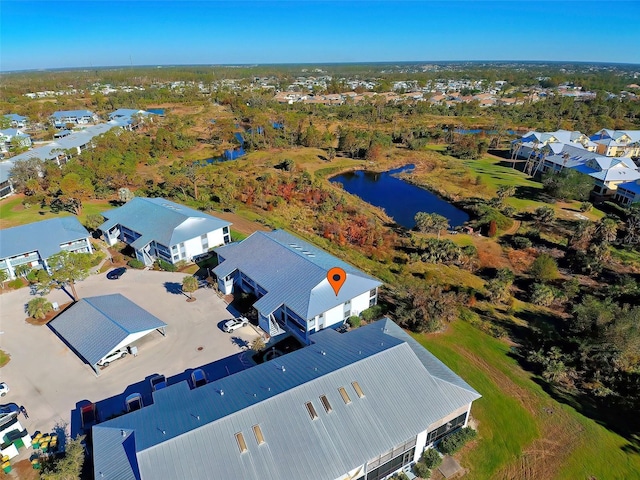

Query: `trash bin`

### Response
(40, 442, 48, 453)
(31, 459, 40, 470)
(129, 345, 138, 357)
(2, 461, 11, 473)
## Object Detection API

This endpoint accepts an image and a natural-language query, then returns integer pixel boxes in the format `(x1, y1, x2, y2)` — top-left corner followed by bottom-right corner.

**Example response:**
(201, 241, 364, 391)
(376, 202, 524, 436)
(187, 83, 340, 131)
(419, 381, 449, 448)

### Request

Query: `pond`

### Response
(330, 164, 469, 229)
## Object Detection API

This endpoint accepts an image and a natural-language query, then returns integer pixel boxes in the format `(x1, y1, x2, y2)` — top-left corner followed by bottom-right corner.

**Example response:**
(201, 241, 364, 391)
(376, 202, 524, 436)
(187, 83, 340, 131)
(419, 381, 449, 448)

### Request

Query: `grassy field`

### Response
(0, 195, 115, 229)
(414, 320, 640, 480)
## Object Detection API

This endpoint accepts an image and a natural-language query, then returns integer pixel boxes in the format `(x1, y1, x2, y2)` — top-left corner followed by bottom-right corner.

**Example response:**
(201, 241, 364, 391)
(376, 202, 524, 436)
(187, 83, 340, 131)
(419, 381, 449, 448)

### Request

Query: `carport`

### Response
(48, 294, 167, 375)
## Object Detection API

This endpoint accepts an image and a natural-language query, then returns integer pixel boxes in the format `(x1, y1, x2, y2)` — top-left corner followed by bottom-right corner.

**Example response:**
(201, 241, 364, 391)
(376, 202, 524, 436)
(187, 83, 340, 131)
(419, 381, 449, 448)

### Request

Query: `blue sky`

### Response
(1, 1, 638, 71)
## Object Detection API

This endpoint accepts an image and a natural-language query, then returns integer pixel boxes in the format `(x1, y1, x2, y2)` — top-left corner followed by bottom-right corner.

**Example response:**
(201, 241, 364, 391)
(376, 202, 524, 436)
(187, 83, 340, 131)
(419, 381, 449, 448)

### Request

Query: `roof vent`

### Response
(281, 365, 286, 372)
(219, 389, 224, 396)
(320, 350, 326, 356)
(121, 429, 126, 437)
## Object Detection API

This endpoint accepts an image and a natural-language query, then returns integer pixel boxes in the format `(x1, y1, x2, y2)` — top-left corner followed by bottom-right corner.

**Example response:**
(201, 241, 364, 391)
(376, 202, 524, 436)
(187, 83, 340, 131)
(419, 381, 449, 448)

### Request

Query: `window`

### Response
(352, 381, 364, 398)
(235, 432, 247, 453)
(338, 387, 351, 404)
(319, 395, 332, 413)
(252, 425, 265, 445)
(370, 288, 377, 298)
(305, 402, 318, 420)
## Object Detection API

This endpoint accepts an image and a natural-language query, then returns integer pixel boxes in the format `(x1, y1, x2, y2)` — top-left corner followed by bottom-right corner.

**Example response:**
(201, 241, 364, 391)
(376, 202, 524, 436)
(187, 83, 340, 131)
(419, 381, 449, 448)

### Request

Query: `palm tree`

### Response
(182, 276, 198, 301)
(27, 297, 53, 320)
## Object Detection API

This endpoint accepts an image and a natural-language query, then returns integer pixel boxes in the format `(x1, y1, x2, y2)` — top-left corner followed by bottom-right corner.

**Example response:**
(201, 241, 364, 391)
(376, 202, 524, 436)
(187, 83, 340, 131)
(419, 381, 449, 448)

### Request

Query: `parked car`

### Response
(97, 349, 127, 367)
(0, 382, 9, 397)
(0, 403, 18, 416)
(223, 316, 249, 333)
(106, 267, 127, 280)
(150, 374, 167, 391)
(191, 369, 207, 388)
(125, 393, 143, 412)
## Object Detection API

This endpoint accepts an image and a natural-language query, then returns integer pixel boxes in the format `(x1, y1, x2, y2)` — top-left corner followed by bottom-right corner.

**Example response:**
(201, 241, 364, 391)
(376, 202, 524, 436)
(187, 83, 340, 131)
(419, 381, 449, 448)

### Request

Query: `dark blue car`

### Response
(106, 267, 127, 280)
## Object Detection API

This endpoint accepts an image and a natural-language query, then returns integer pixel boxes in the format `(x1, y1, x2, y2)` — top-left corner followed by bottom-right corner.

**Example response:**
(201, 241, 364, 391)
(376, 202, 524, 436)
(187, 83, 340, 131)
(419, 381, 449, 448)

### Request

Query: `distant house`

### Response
(590, 129, 640, 158)
(0, 120, 129, 199)
(511, 129, 596, 159)
(0, 128, 32, 153)
(49, 294, 167, 375)
(539, 144, 640, 195)
(50, 110, 98, 128)
(213, 230, 382, 343)
(108, 109, 154, 129)
(99, 197, 231, 266)
(3, 114, 27, 128)
(0, 217, 92, 280)
(91, 318, 481, 480)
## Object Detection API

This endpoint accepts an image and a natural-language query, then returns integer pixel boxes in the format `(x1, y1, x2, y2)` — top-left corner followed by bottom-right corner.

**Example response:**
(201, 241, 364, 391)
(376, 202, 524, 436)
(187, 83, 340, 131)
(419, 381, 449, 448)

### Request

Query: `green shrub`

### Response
(128, 259, 145, 269)
(511, 236, 532, 249)
(391, 473, 409, 480)
(412, 461, 431, 478)
(422, 448, 443, 469)
(361, 304, 384, 322)
(438, 427, 478, 455)
(89, 251, 105, 267)
(580, 201, 593, 212)
(347, 316, 361, 328)
(157, 259, 177, 272)
(8, 278, 24, 289)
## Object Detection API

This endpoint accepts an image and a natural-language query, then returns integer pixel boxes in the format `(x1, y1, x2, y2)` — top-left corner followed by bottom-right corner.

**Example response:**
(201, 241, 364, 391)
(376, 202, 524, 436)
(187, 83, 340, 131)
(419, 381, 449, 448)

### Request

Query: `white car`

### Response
(97, 349, 128, 367)
(223, 316, 249, 333)
(0, 382, 8, 397)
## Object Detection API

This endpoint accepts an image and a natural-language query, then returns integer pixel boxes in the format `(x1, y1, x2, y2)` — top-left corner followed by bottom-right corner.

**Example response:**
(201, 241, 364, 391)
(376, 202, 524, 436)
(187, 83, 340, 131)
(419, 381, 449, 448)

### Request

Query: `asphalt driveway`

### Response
(0, 269, 260, 435)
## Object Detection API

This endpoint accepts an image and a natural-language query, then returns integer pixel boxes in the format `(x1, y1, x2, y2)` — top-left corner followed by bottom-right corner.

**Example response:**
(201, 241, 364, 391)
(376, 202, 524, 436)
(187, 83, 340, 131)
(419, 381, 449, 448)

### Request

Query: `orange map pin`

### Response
(327, 267, 346, 296)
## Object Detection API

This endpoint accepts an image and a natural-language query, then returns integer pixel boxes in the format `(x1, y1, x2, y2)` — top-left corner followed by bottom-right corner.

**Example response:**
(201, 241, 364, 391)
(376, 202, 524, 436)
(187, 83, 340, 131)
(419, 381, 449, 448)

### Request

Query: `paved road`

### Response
(0, 269, 260, 436)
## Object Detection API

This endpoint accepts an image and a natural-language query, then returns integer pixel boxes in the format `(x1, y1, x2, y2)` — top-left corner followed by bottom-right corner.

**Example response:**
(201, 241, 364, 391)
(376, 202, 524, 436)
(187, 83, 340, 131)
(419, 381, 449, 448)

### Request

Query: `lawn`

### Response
(413, 320, 640, 479)
(0, 196, 115, 229)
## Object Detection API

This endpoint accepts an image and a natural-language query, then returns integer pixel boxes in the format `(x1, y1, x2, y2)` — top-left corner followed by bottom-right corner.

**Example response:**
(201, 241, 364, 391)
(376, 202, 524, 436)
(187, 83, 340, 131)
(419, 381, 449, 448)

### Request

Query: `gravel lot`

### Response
(0, 269, 260, 436)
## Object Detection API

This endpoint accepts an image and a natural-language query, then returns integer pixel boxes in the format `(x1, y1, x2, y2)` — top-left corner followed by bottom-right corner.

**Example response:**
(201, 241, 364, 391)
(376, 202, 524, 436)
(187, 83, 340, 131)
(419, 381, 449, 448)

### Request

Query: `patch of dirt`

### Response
(472, 237, 513, 270)
(25, 302, 73, 326)
(10, 459, 39, 480)
(213, 212, 270, 236)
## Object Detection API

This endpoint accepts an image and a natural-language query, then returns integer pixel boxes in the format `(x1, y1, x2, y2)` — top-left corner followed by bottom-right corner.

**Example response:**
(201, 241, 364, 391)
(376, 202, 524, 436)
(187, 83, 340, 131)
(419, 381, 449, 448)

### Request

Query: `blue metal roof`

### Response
(92, 319, 480, 480)
(50, 110, 95, 119)
(0, 217, 90, 260)
(3, 114, 26, 122)
(214, 230, 381, 319)
(99, 197, 231, 249)
(618, 181, 640, 195)
(48, 294, 167, 365)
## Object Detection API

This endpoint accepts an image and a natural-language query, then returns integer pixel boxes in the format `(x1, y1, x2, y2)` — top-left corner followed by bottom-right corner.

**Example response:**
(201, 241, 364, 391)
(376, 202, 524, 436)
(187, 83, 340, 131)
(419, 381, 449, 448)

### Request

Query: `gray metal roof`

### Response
(92, 319, 480, 480)
(48, 294, 167, 365)
(1, 121, 127, 184)
(0, 217, 90, 260)
(214, 230, 382, 319)
(99, 197, 230, 249)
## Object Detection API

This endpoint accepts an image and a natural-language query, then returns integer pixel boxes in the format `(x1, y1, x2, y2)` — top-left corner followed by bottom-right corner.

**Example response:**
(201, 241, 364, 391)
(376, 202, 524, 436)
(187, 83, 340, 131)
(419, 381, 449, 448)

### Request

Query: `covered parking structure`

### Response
(48, 294, 167, 375)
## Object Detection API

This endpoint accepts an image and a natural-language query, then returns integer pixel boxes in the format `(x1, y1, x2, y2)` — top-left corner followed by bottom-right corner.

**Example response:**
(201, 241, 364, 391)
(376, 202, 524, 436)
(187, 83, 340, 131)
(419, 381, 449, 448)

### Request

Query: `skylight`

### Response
(252, 425, 265, 445)
(338, 387, 351, 404)
(305, 402, 318, 420)
(235, 432, 247, 453)
(320, 395, 332, 413)
(352, 381, 365, 398)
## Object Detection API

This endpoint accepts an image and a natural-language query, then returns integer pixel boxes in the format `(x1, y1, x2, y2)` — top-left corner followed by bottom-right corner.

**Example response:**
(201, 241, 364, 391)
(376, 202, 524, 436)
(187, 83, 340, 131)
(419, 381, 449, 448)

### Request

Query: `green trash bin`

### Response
(2, 461, 11, 473)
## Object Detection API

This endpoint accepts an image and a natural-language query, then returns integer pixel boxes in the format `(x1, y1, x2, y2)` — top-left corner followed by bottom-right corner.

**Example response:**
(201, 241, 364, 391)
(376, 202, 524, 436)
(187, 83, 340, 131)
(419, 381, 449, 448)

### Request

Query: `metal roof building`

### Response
(0, 217, 92, 280)
(92, 318, 480, 480)
(49, 294, 167, 373)
(214, 230, 382, 342)
(99, 197, 231, 266)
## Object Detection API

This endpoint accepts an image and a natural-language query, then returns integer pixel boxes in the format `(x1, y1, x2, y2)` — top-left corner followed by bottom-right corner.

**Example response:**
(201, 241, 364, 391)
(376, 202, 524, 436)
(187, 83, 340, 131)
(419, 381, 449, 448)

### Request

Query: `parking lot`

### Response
(0, 269, 260, 435)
